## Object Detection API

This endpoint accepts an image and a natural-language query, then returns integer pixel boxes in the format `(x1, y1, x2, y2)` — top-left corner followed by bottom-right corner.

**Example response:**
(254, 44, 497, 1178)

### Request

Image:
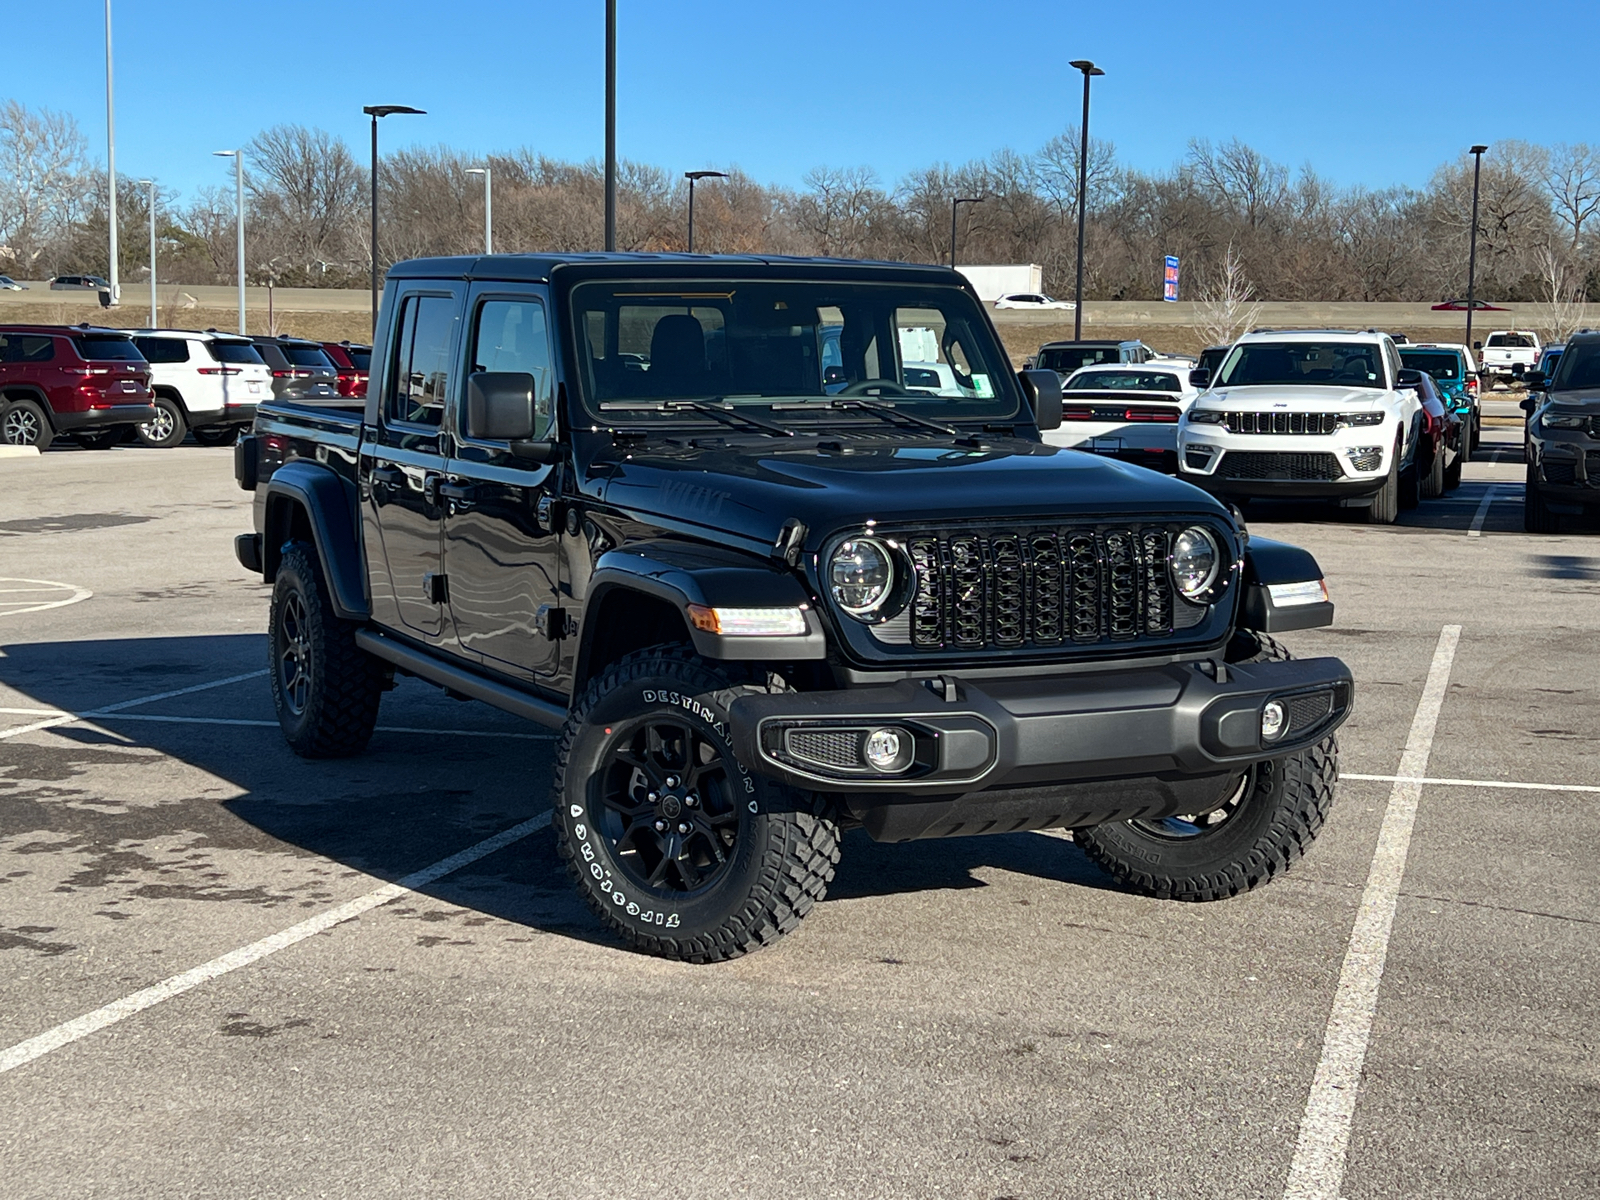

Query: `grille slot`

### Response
(1543, 459, 1577, 486)
(1286, 691, 1333, 732)
(892, 522, 1208, 653)
(1223, 411, 1340, 435)
(1219, 451, 1345, 481)
(1587, 451, 1600, 487)
(785, 729, 862, 770)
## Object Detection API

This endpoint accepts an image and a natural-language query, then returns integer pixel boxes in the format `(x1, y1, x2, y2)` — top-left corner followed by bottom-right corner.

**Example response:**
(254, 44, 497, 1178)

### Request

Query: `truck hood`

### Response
(598, 435, 1230, 548)
(1196, 385, 1386, 411)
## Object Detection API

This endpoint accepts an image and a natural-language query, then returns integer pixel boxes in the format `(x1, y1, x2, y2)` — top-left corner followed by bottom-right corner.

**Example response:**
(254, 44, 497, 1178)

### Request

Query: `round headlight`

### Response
(1171, 526, 1222, 600)
(829, 537, 894, 618)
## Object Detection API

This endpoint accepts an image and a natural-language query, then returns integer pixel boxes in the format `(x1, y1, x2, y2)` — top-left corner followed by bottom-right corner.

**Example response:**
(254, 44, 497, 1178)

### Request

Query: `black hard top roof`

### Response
(386, 252, 966, 286)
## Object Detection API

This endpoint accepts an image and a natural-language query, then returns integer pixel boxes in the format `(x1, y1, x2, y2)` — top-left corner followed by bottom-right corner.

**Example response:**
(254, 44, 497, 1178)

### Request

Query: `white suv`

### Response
(130, 330, 273, 447)
(1177, 329, 1424, 524)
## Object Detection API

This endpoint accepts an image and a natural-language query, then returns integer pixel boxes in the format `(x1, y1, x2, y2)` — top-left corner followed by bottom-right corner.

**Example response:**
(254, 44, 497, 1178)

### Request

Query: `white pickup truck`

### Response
(1478, 330, 1541, 385)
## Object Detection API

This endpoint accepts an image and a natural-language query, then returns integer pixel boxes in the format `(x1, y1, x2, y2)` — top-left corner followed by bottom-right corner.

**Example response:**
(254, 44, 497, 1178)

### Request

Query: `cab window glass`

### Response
(387, 295, 455, 426)
(470, 298, 555, 439)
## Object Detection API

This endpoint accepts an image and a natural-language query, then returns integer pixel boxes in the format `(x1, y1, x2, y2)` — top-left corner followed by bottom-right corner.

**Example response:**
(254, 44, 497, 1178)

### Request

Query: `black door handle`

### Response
(437, 481, 477, 502)
(370, 465, 405, 489)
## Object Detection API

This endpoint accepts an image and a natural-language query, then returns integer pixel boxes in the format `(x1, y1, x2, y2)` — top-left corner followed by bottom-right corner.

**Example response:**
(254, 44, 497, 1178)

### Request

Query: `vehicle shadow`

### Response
(0, 635, 1118, 954)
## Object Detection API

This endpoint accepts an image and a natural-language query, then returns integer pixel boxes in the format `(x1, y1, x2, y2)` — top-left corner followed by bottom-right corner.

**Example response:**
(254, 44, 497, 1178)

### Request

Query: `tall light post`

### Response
(213, 151, 245, 333)
(465, 166, 492, 254)
(104, 0, 119, 304)
(137, 178, 155, 325)
(1465, 144, 1489, 352)
(684, 170, 727, 253)
(950, 195, 984, 268)
(1069, 59, 1105, 340)
(363, 104, 426, 331)
(604, 0, 617, 251)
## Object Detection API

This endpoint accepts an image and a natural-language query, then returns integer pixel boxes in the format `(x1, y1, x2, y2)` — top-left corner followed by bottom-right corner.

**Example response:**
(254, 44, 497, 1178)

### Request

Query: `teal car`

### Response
(1401, 343, 1481, 455)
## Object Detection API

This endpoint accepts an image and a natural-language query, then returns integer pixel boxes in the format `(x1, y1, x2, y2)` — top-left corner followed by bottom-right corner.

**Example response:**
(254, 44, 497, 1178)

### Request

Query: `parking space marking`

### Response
(1283, 623, 1461, 1200)
(0, 578, 93, 618)
(1467, 486, 1507, 537)
(0, 809, 553, 1077)
(1344, 772, 1600, 795)
(0, 670, 268, 741)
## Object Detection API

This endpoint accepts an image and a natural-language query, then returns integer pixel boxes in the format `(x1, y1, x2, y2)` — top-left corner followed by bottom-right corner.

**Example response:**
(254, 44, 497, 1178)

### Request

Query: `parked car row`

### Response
(1521, 329, 1600, 532)
(1036, 329, 1472, 525)
(0, 323, 369, 451)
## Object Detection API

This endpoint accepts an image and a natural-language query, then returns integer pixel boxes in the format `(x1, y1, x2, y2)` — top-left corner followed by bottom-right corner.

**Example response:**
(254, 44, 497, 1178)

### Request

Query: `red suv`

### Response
(1, 325, 157, 451)
(320, 340, 371, 399)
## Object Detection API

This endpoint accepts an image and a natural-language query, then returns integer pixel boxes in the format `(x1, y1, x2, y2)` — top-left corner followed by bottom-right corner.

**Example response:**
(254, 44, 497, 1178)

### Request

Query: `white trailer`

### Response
(957, 264, 1043, 303)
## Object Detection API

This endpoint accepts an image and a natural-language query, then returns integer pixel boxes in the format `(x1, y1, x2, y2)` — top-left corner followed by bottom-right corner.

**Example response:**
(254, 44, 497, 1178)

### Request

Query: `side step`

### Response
(354, 628, 566, 729)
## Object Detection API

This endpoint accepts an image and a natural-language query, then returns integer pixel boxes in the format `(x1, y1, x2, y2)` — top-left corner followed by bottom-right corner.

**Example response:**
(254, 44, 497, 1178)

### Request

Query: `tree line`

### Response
(2, 98, 1596, 318)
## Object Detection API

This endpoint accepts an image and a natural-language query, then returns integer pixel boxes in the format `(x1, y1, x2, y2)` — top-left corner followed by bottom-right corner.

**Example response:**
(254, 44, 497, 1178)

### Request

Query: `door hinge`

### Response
(424, 572, 449, 604)
(535, 604, 574, 641)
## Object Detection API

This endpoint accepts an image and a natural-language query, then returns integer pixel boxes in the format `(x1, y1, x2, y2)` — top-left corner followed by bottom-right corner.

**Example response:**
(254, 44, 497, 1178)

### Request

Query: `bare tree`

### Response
(1191, 242, 1263, 347)
(0, 100, 91, 272)
(246, 124, 365, 282)
(1531, 242, 1589, 341)
(792, 166, 888, 257)
(1544, 143, 1600, 252)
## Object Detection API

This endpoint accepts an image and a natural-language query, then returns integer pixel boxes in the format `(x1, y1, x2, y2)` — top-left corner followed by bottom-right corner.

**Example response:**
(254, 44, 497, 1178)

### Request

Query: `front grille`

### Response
(897, 523, 1210, 653)
(1587, 451, 1600, 487)
(1587, 417, 1600, 439)
(1286, 692, 1332, 732)
(1219, 451, 1345, 481)
(1222, 411, 1340, 435)
(1543, 459, 1577, 486)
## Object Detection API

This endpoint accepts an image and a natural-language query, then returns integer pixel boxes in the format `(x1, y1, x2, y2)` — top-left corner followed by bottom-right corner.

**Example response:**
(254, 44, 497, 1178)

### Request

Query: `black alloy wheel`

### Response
(276, 589, 312, 716)
(594, 716, 741, 895)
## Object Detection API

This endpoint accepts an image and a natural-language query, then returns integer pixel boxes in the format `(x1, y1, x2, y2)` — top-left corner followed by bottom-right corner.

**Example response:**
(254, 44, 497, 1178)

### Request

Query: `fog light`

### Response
(1261, 700, 1286, 742)
(864, 727, 911, 772)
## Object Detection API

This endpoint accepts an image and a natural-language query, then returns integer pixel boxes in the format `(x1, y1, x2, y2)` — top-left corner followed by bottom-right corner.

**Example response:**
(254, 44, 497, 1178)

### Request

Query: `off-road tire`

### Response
(268, 541, 384, 757)
(1524, 463, 1560, 533)
(1421, 438, 1447, 498)
(1363, 447, 1399, 524)
(1398, 435, 1421, 511)
(191, 425, 237, 447)
(136, 395, 187, 448)
(1073, 632, 1338, 901)
(2, 399, 53, 451)
(552, 645, 840, 963)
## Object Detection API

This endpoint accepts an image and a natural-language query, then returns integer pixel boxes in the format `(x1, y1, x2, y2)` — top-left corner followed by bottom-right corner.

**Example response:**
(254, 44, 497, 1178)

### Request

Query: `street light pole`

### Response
(950, 196, 984, 268)
(363, 105, 426, 332)
(684, 170, 728, 253)
(1069, 59, 1104, 340)
(466, 167, 492, 254)
(104, 0, 119, 305)
(604, 0, 617, 251)
(213, 151, 245, 333)
(138, 178, 155, 325)
(1466, 143, 1489, 353)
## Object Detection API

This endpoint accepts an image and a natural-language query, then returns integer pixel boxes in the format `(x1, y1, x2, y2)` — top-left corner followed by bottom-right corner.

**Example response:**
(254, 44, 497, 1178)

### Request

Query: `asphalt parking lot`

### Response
(2, 413, 1595, 1200)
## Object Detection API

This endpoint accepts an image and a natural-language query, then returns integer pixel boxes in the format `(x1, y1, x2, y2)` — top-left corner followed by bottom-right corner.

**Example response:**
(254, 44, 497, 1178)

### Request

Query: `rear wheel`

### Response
(1469, 407, 1482, 451)
(136, 396, 187, 448)
(1524, 462, 1561, 533)
(1421, 437, 1446, 498)
(1, 399, 53, 451)
(1073, 633, 1338, 901)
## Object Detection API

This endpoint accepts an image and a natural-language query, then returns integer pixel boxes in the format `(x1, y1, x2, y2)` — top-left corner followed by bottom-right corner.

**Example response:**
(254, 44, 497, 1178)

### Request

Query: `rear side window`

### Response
(254, 342, 289, 371)
(387, 295, 456, 426)
(209, 341, 266, 365)
(346, 348, 371, 371)
(0, 334, 56, 363)
(1069, 370, 1182, 392)
(1400, 350, 1462, 381)
(76, 336, 145, 361)
(133, 337, 191, 364)
(282, 344, 334, 369)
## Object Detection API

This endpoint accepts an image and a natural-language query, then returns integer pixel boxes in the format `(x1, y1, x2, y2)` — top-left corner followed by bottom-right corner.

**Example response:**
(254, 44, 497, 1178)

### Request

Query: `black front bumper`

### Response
(1180, 471, 1387, 501)
(729, 655, 1352, 838)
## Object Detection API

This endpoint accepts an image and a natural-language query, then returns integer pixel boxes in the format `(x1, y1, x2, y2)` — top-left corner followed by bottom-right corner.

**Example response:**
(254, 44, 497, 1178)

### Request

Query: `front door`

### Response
(361, 287, 462, 639)
(441, 287, 564, 682)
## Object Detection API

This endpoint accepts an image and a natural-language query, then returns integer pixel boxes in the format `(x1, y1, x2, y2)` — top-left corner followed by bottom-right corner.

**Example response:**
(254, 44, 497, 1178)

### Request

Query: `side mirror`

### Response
(1523, 369, 1546, 390)
(467, 370, 540, 441)
(1473, 340, 1483, 350)
(1019, 368, 1062, 431)
(1189, 367, 1211, 389)
(1512, 362, 1526, 377)
(1395, 368, 1425, 387)
(1520, 397, 1537, 415)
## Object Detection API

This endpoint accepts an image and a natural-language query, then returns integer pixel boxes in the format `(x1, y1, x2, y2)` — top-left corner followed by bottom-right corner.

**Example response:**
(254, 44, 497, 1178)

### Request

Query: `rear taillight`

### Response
(1060, 407, 1095, 421)
(198, 367, 242, 376)
(1123, 408, 1179, 423)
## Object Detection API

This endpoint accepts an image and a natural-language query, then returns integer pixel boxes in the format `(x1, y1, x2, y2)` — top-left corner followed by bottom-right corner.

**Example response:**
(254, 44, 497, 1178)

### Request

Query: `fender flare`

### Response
(261, 459, 368, 620)
(576, 541, 825, 680)
(1238, 536, 1333, 633)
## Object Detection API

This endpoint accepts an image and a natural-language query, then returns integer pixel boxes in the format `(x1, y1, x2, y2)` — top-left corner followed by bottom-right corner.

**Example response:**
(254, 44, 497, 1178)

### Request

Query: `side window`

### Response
(469, 298, 554, 440)
(2, 335, 56, 363)
(387, 294, 455, 427)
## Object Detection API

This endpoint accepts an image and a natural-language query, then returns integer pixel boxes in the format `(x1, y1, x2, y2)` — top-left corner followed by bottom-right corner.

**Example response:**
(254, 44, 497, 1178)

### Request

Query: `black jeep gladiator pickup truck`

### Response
(234, 253, 1353, 963)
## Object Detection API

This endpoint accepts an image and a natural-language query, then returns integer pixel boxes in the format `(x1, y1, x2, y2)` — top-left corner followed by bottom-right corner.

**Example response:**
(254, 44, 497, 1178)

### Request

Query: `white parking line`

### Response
(1467, 486, 1506, 537)
(1343, 773, 1600, 795)
(0, 670, 269, 741)
(0, 577, 93, 618)
(1283, 623, 1461, 1200)
(0, 809, 552, 1076)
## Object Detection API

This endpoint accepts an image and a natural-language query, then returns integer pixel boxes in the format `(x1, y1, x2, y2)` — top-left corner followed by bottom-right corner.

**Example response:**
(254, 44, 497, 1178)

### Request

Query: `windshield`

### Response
(75, 336, 144, 362)
(282, 345, 334, 369)
(1549, 342, 1600, 392)
(1066, 370, 1181, 393)
(1487, 333, 1534, 348)
(1216, 342, 1386, 389)
(210, 341, 266, 365)
(1037, 345, 1119, 373)
(569, 279, 1019, 425)
(1400, 350, 1463, 382)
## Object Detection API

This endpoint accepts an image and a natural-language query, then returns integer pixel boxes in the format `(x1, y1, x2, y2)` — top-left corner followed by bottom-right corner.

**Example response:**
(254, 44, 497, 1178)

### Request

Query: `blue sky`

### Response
(12, 0, 1598, 201)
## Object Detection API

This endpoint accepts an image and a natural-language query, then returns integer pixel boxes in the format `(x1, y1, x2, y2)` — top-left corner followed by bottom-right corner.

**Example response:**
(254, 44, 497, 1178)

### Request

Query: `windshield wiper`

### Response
(826, 397, 959, 436)
(600, 399, 794, 437)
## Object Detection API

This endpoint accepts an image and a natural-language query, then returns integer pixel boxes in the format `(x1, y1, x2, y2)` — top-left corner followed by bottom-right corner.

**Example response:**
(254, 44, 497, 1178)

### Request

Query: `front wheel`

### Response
(1363, 448, 1399, 524)
(1074, 633, 1338, 901)
(552, 646, 840, 963)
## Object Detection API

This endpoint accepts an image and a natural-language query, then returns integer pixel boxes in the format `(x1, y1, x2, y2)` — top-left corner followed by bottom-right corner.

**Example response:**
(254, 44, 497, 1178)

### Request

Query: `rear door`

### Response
(360, 285, 463, 640)
(440, 285, 564, 682)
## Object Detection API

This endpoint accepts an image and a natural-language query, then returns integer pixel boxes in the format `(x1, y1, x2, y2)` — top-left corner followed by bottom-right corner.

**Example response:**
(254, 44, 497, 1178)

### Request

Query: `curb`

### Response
(0, 445, 41, 459)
